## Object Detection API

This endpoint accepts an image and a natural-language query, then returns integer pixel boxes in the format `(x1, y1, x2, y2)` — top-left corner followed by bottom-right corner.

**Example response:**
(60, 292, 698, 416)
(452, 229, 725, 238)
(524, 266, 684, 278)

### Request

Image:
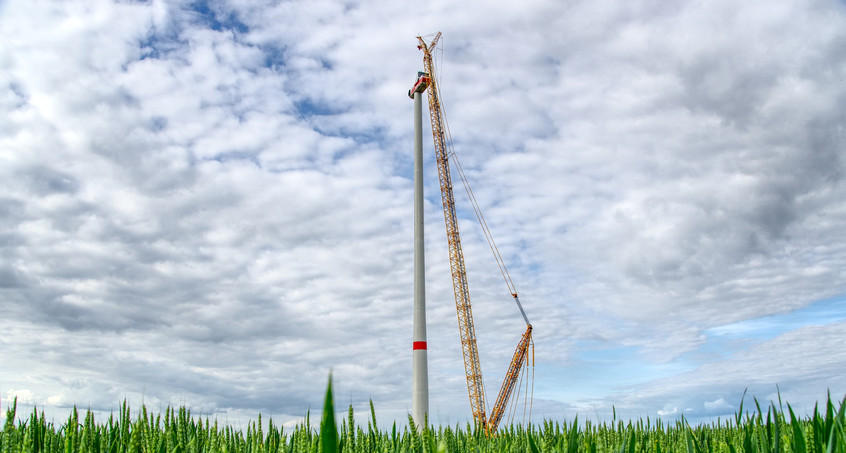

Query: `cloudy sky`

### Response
(2, 0, 845, 429)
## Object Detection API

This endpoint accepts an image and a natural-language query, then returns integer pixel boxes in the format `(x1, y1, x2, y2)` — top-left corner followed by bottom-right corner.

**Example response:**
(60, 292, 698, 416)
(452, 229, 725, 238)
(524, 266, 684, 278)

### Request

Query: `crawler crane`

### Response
(411, 32, 534, 434)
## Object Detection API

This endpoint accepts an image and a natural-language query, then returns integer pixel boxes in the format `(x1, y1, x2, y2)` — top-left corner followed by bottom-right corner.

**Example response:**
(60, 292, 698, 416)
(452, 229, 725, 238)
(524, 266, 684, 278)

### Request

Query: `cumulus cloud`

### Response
(704, 398, 733, 413)
(1, 0, 845, 428)
(600, 321, 846, 422)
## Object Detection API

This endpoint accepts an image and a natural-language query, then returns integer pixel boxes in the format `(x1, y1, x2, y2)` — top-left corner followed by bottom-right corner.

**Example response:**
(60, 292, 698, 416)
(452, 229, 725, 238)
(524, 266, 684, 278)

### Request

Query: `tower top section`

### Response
(408, 72, 430, 99)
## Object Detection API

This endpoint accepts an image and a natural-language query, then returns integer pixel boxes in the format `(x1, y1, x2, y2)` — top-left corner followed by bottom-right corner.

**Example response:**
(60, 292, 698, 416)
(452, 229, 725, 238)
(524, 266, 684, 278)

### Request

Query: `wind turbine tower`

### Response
(409, 71, 431, 430)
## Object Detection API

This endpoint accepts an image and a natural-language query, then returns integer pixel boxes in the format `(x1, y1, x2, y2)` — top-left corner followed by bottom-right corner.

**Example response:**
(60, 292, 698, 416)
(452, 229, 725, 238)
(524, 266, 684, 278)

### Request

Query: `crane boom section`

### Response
(488, 324, 532, 431)
(417, 33, 488, 430)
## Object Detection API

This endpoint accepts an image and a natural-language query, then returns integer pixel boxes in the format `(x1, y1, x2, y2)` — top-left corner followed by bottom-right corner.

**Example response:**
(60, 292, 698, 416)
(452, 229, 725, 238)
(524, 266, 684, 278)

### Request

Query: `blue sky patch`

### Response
(706, 295, 846, 341)
(189, 0, 248, 34)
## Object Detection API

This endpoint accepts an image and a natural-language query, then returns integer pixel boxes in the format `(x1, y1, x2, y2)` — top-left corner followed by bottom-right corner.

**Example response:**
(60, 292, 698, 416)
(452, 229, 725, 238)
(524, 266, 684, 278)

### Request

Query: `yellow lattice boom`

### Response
(414, 32, 534, 434)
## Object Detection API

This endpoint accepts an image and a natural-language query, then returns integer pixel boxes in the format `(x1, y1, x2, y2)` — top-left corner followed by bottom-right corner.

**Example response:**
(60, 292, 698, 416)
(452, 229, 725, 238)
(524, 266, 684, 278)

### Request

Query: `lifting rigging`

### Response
(411, 32, 534, 434)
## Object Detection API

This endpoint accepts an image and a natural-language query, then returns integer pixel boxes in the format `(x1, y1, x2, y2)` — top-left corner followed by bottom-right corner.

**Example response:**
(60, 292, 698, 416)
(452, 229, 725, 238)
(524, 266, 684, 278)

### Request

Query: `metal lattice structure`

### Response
(418, 32, 488, 429)
(414, 33, 533, 434)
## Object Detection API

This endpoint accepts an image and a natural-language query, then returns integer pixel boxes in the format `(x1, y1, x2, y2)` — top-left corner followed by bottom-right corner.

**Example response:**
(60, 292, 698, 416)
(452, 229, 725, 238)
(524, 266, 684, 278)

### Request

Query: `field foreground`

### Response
(2, 388, 844, 453)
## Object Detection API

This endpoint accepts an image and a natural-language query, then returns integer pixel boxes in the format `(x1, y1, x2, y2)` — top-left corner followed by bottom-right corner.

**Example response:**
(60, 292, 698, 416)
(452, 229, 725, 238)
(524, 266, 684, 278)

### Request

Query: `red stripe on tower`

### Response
(413, 341, 427, 350)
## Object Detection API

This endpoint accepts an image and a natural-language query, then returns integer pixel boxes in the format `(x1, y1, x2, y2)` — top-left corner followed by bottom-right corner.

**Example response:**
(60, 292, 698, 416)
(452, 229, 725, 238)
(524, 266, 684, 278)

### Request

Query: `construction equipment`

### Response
(412, 32, 534, 434)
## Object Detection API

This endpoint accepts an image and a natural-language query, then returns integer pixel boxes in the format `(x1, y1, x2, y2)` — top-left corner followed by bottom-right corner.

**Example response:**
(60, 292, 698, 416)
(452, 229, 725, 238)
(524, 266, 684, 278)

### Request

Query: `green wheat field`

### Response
(2, 379, 844, 453)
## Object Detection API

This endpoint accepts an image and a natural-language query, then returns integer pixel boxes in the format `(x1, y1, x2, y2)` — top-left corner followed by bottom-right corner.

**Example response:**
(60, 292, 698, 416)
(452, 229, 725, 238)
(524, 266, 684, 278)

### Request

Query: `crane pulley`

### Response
(412, 32, 534, 435)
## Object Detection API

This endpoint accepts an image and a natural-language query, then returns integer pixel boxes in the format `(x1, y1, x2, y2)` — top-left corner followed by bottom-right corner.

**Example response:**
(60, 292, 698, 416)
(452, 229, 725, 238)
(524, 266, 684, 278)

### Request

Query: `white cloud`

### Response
(4, 389, 35, 405)
(657, 406, 678, 417)
(704, 398, 733, 413)
(602, 321, 846, 421)
(1, 0, 846, 429)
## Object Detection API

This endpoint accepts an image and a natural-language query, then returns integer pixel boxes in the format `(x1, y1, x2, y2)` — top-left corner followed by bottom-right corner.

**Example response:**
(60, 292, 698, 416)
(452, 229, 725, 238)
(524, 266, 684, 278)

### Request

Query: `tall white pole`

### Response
(411, 88, 429, 430)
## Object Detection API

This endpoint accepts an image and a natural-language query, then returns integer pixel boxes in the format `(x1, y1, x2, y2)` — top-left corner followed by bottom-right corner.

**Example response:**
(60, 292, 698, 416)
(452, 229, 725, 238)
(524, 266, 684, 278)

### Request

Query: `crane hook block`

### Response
(408, 72, 430, 99)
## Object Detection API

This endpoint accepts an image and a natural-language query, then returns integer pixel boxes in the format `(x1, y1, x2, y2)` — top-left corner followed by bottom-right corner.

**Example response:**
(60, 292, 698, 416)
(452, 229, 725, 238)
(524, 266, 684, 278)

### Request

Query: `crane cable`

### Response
(432, 41, 522, 305)
(431, 39, 491, 416)
(505, 340, 535, 428)
(507, 350, 526, 426)
(432, 39, 534, 426)
(529, 340, 535, 424)
(452, 150, 520, 299)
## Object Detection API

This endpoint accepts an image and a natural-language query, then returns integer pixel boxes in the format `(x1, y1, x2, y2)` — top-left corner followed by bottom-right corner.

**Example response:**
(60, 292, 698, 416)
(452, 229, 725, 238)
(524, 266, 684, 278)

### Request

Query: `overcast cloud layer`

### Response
(2, 0, 845, 428)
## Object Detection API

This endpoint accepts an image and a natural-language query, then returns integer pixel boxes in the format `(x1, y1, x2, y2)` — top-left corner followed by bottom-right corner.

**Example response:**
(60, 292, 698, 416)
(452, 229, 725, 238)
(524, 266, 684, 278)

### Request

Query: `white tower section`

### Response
(410, 72, 430, 430)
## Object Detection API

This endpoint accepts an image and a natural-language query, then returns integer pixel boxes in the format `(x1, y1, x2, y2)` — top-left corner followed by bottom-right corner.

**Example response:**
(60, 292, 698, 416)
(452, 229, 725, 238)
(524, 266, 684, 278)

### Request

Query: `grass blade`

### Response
(320, 374, 338, 453)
